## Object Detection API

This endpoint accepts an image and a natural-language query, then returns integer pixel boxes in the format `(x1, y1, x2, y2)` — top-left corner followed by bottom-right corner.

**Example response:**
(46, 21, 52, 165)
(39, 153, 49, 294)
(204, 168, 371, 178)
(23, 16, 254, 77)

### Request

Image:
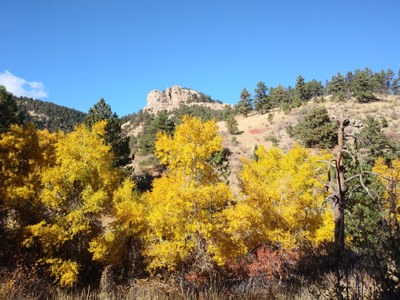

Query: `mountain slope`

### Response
(15, 96, 86, 131)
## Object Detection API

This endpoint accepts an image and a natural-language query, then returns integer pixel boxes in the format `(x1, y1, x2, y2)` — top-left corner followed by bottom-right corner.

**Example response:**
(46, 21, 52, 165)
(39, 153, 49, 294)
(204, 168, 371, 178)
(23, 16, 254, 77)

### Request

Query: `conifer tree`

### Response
(294, 75, 306, 104)
(0, 86, 23, 133)
(86, 99, 130, 167)
(253, 81, 271, 114)
(235, 88, 252, 117)
(328, 73, 347, 101)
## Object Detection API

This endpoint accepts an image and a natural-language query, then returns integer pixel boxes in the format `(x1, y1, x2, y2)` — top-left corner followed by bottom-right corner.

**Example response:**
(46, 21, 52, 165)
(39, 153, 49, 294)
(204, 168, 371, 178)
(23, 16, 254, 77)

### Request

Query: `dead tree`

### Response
(330, 119, 350, 251)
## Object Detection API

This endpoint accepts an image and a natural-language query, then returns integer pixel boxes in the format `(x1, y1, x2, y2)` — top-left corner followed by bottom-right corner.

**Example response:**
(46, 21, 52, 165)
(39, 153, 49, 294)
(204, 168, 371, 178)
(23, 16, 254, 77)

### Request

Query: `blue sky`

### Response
(1, 0, 399, 116)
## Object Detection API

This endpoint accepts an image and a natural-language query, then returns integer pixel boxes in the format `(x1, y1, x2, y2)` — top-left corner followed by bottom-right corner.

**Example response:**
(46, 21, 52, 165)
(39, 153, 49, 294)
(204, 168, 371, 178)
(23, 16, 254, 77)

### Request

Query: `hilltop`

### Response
(144, 85, 228, 114)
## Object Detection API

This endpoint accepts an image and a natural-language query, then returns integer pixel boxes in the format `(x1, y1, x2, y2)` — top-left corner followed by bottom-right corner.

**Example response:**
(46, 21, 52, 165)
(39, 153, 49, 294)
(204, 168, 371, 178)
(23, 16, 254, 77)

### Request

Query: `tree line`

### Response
(235, 67, 400, 116)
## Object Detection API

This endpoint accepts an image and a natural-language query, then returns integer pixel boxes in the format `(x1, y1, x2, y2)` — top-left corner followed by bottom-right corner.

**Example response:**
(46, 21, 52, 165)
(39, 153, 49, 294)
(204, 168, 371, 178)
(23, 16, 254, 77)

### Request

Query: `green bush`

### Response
(288, 107, 337, 149)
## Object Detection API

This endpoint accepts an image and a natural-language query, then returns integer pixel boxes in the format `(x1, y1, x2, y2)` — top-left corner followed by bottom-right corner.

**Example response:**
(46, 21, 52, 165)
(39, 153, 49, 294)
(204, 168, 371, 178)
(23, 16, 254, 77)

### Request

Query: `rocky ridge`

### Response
(144, 85, 228, 114)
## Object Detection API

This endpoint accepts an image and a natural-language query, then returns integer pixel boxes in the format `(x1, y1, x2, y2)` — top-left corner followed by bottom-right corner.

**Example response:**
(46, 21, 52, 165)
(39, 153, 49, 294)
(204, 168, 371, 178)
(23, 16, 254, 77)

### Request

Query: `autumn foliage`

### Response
(1, 115, 399, 298)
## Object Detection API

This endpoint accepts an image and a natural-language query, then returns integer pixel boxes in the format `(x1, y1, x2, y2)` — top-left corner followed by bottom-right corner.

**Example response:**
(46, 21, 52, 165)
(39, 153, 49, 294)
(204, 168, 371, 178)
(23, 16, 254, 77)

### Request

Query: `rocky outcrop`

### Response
(144, 85, 228, 114)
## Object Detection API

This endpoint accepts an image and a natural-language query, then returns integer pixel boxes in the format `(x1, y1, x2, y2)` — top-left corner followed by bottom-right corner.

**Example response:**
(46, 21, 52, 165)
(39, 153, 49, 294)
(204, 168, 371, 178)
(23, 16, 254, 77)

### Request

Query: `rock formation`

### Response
(144, 85, 227, 114)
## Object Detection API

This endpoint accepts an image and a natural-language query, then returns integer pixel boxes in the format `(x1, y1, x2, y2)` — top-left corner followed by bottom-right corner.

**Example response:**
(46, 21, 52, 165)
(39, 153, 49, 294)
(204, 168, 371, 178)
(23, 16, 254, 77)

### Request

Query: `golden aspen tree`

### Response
(143, 116, 232, 272)
(89, 178, 146, 269)
(0, 123, 59, 233)
(217, 145, 334, 259)
(23, 121, 121, 286)
(372, 158, 400, 224)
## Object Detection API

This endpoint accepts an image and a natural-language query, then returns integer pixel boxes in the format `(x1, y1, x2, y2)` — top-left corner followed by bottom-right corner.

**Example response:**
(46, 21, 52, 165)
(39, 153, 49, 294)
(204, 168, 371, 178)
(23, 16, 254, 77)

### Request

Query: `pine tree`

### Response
(235, 88, 252, 117)
(269, 85, 290, 108)
(225, 114, 239, 134)
(294, 75, 306, 102)
(288, 107, 337, 149)
(86, 99, 130, 167)
(391, 70, 400, 95)
(328, 73, 346, 101)
(0, 86, 23, 133)
(350, 70, 376, 102)
(253, 81, 271, 114)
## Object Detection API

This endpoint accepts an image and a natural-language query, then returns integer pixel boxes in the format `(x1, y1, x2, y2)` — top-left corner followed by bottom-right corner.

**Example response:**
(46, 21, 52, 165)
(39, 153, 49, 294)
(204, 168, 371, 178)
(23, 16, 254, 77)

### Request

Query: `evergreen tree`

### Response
(294, 75, 306, 102)
(392, 77, 400, 95)
(391, 70, 400, 95)
(351, 69, 376, 102)
(345, 71, 354, 98)
(225, 114, 239, 134)
(355, 116, 399, 163)
(269, 85, 290, 108)
(372, 70, 387, 94)
(328, 73, 347, 101)
(235, 88, 252, 117)
(385, 69, 395, 94)
(0, 86, 23, 133)
(253, 81, 271, 114)
(85, 99, 130, 167)
(138, 111, 175, 155)
(304, 80, 324, 99)
(288, 107, 337, 149)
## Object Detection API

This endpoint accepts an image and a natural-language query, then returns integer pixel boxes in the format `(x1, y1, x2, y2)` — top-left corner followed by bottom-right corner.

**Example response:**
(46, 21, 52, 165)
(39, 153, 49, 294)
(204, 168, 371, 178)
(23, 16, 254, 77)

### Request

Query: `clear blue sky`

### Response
(1, 0, 399, 116)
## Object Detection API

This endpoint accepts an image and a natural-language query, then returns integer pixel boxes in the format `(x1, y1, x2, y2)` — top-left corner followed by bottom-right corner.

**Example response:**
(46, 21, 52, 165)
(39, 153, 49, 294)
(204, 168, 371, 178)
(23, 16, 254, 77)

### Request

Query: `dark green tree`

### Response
(350, 69, 376, 102)
(328, 72, 347, 101)
(85, 98, 130, 167)
(355, 116, 399, 163)
(385, 69, 395, 94)
(372, 69, 387, 94)
(391, 70, 400, 95)
(235, 88, 252, 117)
(225, 114, 239, 134)
(304, 79, 324, 99)
(294, 75, 306, 102)
(253, 81, 271, 114)
(0, 86, 23, 133)
(138, 111, 175, 155)
(287, 107, 337, 149)
(269, 85, 290, 108)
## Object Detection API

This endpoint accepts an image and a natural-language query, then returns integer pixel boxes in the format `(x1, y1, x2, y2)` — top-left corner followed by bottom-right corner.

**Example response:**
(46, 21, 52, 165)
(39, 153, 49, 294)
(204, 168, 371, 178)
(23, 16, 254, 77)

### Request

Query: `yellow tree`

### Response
(214, 145, 334, 262)
(143, 116, 232, 272)
(89, 178, 146, 274)
(0, 123, 59, 243)
(23, 121, 121, 286)
(372, 157, 400, 226)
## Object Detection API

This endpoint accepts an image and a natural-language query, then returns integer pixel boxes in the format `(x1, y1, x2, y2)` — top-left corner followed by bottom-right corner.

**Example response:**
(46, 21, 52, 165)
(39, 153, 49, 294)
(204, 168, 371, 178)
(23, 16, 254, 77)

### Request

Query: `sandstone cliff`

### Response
(144, 85, 227, 114)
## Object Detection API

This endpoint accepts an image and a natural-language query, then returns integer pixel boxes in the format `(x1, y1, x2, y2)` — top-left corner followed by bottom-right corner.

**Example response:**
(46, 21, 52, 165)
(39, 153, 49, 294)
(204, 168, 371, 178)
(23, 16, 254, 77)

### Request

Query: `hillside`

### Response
(129, 94, 400, 191)
(15, 96, 86, 131)
(218, 94, 400, 190)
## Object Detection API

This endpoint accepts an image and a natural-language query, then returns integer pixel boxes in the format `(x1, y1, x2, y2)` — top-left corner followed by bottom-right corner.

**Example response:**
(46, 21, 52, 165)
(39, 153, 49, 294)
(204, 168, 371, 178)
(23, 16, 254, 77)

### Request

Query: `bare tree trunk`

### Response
(333, 120, 350, 300)
(334, 120, 348, 251)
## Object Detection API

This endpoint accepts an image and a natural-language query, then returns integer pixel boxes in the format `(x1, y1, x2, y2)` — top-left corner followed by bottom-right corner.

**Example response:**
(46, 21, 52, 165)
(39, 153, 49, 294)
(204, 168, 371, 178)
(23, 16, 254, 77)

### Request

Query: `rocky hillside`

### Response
(217, 95, 400, 190)
(130, 94, 400, 192)
(144, 85, 228, 114)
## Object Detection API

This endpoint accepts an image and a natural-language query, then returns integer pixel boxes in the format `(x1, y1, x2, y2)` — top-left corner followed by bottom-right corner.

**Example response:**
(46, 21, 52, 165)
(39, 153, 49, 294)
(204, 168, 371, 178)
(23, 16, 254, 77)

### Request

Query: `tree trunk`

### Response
(334, 120, 348, 251)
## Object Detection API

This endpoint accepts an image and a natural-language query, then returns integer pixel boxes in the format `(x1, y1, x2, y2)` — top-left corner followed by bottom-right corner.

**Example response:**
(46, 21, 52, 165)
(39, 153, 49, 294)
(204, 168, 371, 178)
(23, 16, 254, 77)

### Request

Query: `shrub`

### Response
(288, 107, 337, 149)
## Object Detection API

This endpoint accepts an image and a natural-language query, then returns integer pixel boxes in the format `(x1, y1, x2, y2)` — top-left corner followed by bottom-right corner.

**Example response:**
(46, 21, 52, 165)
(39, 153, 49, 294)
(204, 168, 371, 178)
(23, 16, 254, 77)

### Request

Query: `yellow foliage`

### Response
(232, 145, 334, 250)
(0, 123, 59, 208)
(155, 115, 222, 177)
(23, 122, 121, 286)
(144, 116, 232, 271)
(373, 157, 400, 222)
(89, 178, 146, 266)
(45, 258, 79, 287)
